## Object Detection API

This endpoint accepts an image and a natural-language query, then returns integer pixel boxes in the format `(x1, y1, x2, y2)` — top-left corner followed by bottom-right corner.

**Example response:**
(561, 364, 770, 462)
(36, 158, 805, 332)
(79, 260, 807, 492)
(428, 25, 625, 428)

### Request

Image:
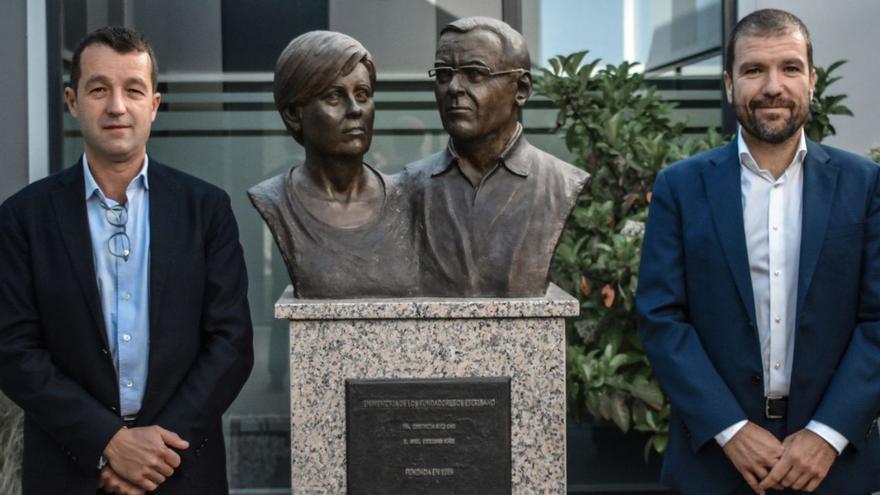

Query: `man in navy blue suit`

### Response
(637, 9, 880, 495)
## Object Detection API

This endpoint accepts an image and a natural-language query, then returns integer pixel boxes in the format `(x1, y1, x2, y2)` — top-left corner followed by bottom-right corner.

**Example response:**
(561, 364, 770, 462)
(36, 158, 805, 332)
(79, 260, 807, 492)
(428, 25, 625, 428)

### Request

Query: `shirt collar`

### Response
(83, 153, 151, 201)
(737, 127, 807, 177)
(432, 123, 531, 178)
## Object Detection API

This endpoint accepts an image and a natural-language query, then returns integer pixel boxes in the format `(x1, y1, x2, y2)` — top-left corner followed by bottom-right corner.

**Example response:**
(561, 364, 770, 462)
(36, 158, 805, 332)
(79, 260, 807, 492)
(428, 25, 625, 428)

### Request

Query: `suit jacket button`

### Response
(751, 374, 761, 384)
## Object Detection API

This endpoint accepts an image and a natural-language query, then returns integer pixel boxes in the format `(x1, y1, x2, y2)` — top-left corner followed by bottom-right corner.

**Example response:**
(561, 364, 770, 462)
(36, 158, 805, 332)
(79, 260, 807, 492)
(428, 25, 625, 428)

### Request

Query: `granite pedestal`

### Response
(275, 284, 579, 494)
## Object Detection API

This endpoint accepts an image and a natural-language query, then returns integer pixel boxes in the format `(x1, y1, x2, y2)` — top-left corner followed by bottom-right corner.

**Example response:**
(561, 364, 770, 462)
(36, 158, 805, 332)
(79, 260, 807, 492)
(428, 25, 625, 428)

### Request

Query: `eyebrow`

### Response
(83, 75, 111, 87)
(82, 75, 149, 88)
(433, 59, 490, 67)
(780, 58, 806, 66)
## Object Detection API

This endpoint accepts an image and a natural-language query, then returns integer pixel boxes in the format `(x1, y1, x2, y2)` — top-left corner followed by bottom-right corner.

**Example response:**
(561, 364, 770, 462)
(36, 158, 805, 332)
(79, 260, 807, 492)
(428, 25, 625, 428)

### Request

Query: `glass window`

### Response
(523, 0, 723, 73)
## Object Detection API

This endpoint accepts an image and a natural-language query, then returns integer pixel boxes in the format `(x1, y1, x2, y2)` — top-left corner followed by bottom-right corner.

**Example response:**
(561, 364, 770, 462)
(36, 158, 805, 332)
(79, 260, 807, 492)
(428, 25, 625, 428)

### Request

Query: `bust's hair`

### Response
(440, 17, 530, 69)
(273, 31, 376, 143)
(725, 9, 813, 75)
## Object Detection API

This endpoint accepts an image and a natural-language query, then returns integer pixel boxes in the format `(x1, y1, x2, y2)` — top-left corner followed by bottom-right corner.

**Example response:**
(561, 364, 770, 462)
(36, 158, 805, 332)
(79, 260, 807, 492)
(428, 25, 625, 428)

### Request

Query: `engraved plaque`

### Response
(346, 377, 511, 494)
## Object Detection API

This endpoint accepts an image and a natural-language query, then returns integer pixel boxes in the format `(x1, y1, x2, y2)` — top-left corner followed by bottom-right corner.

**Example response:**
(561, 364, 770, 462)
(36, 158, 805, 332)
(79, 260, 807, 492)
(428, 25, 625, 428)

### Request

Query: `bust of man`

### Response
(403, 16, 590, 297)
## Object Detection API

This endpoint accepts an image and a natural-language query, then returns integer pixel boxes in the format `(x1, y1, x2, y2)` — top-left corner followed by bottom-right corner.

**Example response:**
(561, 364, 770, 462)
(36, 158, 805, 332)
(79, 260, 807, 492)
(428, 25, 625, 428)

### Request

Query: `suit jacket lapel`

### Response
(703, 140, 758, 324)
(797, 141, 837, 315)
(147, 162, 181, 347)
(50, 162, 110, 349)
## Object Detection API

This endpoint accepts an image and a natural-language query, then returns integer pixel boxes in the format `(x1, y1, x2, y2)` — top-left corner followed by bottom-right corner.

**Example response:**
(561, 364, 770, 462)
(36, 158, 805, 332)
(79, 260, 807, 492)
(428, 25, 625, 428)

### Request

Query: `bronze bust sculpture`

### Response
(248, 31, 416, 298)
(402, 17, 590, 297)
(251, 20, 588, 299)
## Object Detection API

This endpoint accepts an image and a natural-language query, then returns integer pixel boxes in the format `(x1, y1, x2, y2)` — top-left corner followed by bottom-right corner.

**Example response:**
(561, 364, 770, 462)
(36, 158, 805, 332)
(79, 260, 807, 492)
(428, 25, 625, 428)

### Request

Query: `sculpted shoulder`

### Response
(400, 150, 449, 182)
(247, 172, 287, 208)
(521, 140, 590, 202)
(529, 142, 589, 181)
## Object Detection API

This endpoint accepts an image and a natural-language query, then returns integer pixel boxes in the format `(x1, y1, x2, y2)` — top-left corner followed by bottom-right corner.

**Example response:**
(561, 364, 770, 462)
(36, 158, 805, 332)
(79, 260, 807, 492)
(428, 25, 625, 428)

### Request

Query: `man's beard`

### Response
(735, 94, 810, 144)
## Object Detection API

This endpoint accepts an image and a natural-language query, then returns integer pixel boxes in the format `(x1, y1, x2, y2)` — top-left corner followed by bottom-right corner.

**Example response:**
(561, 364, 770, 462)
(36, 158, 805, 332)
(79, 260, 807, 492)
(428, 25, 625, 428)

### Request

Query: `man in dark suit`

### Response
(637, 9, 880, 495)
(0, 26, 253, 494)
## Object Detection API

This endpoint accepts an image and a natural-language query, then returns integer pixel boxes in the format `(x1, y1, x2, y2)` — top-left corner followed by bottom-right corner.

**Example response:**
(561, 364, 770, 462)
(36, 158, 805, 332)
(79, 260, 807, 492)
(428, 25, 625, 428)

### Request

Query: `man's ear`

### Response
(150, 92, 161, 122)
(281, 105, 302, 135)
(515, 71, 532, 108)
(64, 87, 78, 118)
(722, 71, 733, 104)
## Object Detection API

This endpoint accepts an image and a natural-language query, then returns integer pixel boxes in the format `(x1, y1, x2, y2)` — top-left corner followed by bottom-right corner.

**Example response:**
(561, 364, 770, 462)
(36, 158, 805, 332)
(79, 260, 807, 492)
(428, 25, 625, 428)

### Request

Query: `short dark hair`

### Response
(725, 9, 813, 76)
(70, 26, 158, 93)
(440, 17, 531, 69)
(273, 31, 376, 144)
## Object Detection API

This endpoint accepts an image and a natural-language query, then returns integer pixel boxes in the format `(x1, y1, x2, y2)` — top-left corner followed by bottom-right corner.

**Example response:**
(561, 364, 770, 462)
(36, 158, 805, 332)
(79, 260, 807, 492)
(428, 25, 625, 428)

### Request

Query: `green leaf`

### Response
(628, 376, 665, 408)
(652, 433, 668, 453)
(568, 50, 588, 74)
(826, 59, 848, 73)
(829, 106, 854, 116)
(608, 393, 631, 432)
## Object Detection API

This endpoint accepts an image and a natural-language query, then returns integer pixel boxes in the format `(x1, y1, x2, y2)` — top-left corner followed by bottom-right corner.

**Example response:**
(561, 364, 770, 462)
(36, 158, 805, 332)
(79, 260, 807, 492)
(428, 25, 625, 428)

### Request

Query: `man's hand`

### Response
(758, 428, 837, 492)
(722, 421, 784, 494)
(102, 425, 190, 492)
(97, 466, 145, 495)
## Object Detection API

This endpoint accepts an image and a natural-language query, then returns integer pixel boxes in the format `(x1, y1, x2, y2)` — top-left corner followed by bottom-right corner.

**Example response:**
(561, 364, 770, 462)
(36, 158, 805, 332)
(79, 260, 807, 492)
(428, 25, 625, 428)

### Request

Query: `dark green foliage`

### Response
(534, 51, 723, 456)
(805, 60, 853, 142)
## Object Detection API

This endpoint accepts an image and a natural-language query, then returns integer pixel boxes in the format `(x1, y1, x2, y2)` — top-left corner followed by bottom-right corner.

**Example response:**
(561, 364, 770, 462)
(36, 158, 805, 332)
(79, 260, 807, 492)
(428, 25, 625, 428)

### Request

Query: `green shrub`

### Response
(534, 51, 723, 456)
(805, 60, 853, 142)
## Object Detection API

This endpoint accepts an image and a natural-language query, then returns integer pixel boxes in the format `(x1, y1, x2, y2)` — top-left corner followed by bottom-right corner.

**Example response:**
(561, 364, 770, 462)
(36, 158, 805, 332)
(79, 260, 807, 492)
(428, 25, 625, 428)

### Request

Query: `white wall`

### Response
(738, 0, 880, 156)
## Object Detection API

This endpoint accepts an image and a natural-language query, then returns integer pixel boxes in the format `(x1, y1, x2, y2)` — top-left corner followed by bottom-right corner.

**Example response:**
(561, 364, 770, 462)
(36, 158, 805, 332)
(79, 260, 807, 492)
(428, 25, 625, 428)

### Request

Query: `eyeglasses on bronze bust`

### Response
(427, 65, 529, 84)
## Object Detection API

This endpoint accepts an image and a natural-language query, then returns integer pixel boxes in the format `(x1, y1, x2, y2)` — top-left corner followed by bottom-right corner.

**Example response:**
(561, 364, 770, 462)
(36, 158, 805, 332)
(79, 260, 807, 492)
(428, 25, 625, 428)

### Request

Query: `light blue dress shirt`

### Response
(83, 154, 150, 417)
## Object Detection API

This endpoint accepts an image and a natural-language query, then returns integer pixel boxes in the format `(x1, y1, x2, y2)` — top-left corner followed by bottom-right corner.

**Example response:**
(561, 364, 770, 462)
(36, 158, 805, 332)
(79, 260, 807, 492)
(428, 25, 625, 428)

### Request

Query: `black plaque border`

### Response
(345, 376, 512, 495)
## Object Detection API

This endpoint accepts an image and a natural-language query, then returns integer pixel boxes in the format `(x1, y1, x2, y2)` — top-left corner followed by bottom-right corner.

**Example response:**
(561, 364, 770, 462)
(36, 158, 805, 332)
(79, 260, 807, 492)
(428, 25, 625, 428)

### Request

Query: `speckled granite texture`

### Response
(276, 284, 578, 494)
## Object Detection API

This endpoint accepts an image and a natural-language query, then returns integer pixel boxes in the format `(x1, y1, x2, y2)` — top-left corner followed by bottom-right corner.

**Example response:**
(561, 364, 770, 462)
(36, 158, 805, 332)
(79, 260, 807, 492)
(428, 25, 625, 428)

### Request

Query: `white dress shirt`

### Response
(713, 130, 848, 454)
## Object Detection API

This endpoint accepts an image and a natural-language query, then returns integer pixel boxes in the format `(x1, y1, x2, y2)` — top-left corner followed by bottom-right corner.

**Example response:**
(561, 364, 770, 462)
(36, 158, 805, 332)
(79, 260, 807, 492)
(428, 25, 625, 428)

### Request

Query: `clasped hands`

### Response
(97, 425, 190, 495)
(722, 422, 837, 494)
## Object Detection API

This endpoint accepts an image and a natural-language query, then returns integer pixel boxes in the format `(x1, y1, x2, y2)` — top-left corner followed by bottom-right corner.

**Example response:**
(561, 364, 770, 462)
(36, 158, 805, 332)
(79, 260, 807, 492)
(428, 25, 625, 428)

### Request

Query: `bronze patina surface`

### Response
(248, 31, 417, 298)
(250, 19, 588, 298)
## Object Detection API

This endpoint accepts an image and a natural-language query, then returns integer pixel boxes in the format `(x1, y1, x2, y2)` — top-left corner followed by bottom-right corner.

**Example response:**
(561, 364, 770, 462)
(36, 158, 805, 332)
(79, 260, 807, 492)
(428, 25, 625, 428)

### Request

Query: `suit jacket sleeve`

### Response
(636, 170, 747, 451)
(0, 200, 123, 474)
(812, 166, 880, 451)
(152, 191, 254, 445)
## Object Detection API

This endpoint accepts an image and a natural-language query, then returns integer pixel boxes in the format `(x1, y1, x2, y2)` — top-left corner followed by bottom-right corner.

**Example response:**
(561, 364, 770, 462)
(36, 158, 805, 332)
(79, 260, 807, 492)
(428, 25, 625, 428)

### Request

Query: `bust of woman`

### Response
(248, 31, 416, 298)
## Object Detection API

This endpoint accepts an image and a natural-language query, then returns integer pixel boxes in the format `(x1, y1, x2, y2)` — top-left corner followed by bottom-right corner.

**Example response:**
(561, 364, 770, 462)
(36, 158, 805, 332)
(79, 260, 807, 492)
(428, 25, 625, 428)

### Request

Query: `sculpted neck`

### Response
(85, 149, 146, 204)
(302, 150, 367, 203)
(451, 119, 519, 184)
(742, 128, 803, 180)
